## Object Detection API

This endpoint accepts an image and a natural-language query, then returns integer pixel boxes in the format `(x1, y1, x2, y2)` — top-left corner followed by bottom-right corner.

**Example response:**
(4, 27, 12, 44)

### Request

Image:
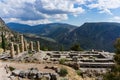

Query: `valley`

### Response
(7, 22, 120, 52)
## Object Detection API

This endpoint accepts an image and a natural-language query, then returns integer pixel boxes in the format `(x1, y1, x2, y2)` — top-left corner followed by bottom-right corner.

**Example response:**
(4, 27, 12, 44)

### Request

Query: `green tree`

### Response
(59, 67, 68, 76)
(41, 46, 48, 51)
(103, 38, 120, 80)
(60, 45, 64, 51)
(70, 43, 83, 51)
(114, 38, 120, 54)
(1, 32, 6, 52)
(114, 38, 120, 64)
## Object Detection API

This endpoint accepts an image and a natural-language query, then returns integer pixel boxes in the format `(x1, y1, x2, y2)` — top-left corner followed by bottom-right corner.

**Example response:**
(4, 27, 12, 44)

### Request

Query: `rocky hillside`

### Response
(0, 18, 14, 42)
(0, 17, 21, 52)
(0, 18, 12, 34)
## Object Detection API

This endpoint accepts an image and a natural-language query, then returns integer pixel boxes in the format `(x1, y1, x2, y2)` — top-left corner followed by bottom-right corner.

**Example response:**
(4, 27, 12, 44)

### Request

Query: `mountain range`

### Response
(7, 22, 120, 52)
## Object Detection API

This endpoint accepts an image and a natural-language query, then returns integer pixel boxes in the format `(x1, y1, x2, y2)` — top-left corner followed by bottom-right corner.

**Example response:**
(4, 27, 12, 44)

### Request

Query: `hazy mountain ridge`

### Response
(7, 22, 77, 51)
(7, 22, 120, 52)
(7, 23, 77, 37)
(60, 22, 120, 51)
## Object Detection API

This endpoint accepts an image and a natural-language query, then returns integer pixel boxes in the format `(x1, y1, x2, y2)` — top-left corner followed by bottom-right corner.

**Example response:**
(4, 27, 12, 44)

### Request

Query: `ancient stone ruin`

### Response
(36, 41, 40, 52)
(16, 44, 20, 55)
(20, 34, 24, 52)
(12, 68, 57, 80)
(29, 41, 34, 51)
(10, 42, 15, 58)
(7, 34, 41, 58)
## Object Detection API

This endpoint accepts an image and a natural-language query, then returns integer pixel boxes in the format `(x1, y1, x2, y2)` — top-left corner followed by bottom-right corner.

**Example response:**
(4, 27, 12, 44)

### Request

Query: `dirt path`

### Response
(0, 61, 10, 80)
(0, 61, 95, 80)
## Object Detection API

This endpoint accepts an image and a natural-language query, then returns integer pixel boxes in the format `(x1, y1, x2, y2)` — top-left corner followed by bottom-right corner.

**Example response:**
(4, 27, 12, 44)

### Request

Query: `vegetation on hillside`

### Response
(103, 38, 120, 80)
(1, 32, 6, 51)
(59, 67, 68, 77)
(70, 44, 83, 51)
(8, 22, 120, 52)
(59, 58, 67, 64)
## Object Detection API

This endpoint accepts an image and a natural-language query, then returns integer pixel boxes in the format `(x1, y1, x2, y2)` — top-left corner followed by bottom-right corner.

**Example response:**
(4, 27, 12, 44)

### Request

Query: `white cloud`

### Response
(4, 18, 51, 26)
(35, 0, 85, 15)
(52, 14, 68, 21)
(1, 0, 120, 25)
(0, 0, 85, 25)
(113, 16, 120, 20)
(88, 0, 120, 15)
(109, 16, 120, 22)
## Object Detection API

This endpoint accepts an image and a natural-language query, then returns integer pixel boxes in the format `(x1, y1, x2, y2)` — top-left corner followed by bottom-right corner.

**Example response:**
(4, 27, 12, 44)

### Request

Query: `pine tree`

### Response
(1, 32, 6, 52)
(60, 45, 64, 51)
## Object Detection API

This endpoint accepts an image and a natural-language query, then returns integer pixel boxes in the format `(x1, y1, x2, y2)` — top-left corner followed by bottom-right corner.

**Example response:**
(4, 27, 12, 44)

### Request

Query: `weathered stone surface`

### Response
(12, 70, 21, 76)
(50, 73, 57, 80)
(24, 40, 28, 51)
(36, 41, 40, 52)
(28, 68, 38, 79)
(16, 44, 20, 55)
(19, 71, 26, 78)
(37, 72, 42, 78)
(20, 35, 24, 52)
(11, 68, 57, 80)
(0, 53, 10, 60)
(10, 42, 15, 58)
(30, 41, 33, 51)
(44, 74, 51, 80)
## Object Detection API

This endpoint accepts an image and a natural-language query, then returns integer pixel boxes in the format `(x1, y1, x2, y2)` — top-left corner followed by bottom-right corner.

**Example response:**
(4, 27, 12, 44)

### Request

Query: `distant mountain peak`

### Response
(60, 22, 120, 52)
(84, 22, 120, 25)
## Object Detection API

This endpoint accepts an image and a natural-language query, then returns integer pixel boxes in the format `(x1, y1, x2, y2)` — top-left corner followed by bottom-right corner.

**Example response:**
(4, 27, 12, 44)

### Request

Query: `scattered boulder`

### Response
(19, 71, 26, 78)
(28, 68, 39, 79)
(12, 70, 21, 76)
(11, 67, 58, 80)
(50, 73, 57, 80)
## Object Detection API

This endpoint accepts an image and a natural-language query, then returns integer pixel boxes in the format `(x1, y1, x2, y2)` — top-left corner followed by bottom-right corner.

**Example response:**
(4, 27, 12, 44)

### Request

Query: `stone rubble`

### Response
(11, 68, 57, 80)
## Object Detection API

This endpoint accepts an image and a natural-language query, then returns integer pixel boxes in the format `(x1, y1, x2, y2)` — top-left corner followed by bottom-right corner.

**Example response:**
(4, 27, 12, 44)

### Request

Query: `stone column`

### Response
(16, 44, 20, 55)
(24, 40, 28, 51)
(36, 41, 40, 52)
(30, 41, 33, 51)
(10, 42, 15, 58)
(20, 34, 24, 52)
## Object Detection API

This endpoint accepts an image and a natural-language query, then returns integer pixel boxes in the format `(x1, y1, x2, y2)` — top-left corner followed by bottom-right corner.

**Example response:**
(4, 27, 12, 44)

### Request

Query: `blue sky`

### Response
(0, 0, 120, 26)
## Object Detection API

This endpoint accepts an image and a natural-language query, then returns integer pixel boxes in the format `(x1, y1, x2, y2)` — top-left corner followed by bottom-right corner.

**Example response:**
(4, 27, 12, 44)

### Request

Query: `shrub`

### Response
(59, 58, 66, 64)
(9, 66, 15, 71)
(59, 67, 68, 76)
(76, 70, 82, 76)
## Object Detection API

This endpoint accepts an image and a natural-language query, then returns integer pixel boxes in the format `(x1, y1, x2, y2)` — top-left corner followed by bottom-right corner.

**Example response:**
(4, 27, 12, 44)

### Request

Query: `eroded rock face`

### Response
(0, 17, 15, 53)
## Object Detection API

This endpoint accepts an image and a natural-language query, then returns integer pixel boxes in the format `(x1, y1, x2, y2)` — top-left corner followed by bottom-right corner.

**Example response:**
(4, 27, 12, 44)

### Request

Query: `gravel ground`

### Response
(0, 61, 10, 80)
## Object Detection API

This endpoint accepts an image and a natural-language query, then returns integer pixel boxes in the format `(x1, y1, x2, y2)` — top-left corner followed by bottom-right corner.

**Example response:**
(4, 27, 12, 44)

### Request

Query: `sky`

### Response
(0, 0, 120, 26)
